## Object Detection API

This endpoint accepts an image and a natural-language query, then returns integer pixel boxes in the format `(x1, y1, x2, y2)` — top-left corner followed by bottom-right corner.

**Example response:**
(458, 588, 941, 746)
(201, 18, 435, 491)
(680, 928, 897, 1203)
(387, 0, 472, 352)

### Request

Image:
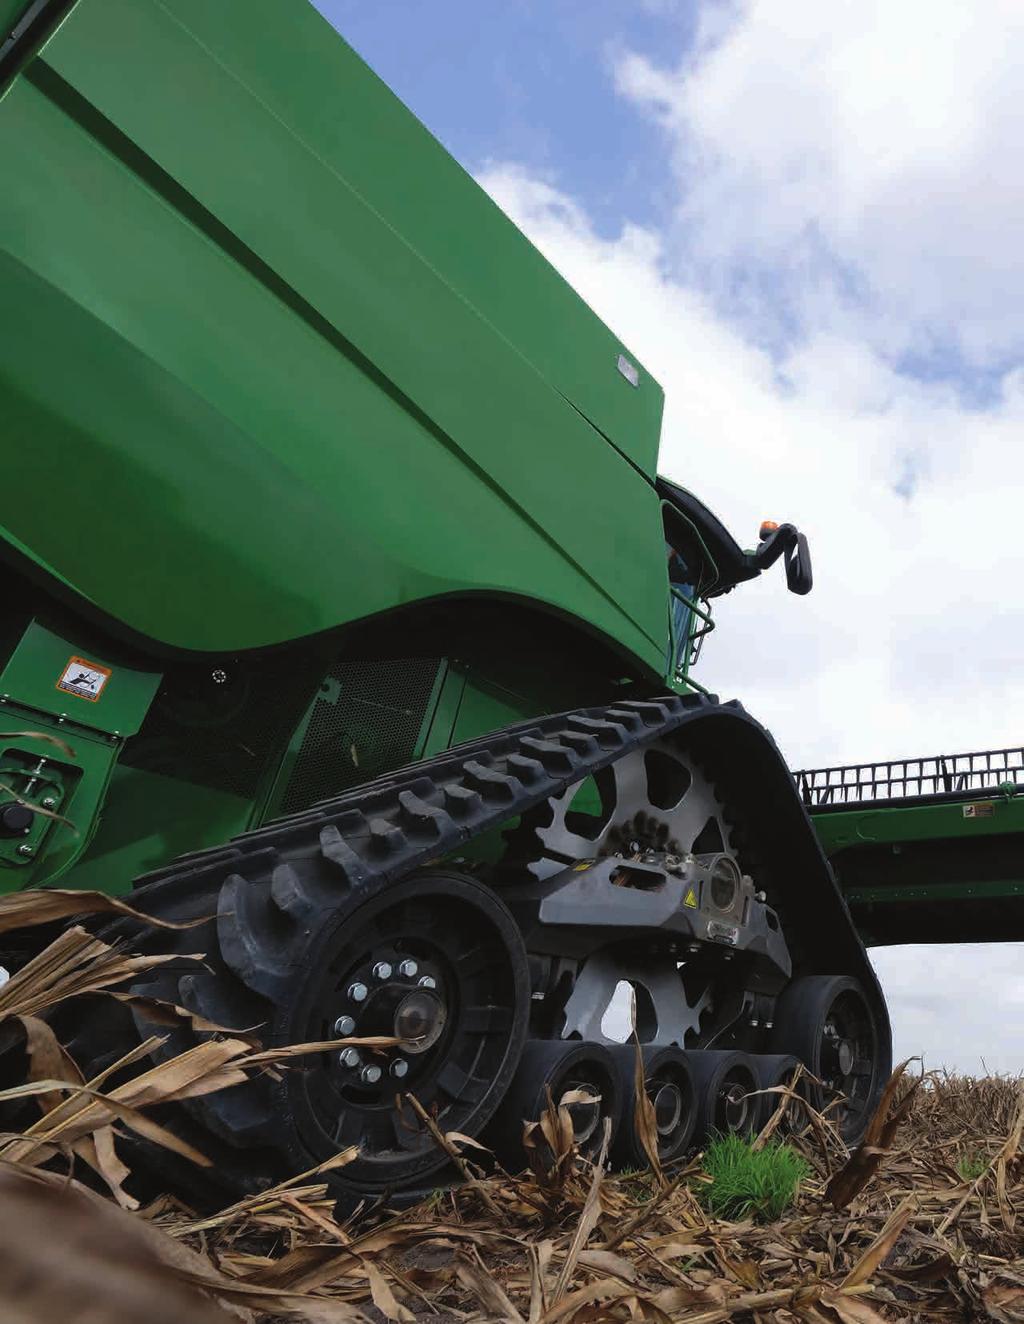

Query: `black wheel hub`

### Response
(282, 872, 530, 1186)
(652, 1081, 683, 1136)
(561, 1076, 601, 1146)
(718, 1077, 750, 1132)
(820, 996, 876, 1116)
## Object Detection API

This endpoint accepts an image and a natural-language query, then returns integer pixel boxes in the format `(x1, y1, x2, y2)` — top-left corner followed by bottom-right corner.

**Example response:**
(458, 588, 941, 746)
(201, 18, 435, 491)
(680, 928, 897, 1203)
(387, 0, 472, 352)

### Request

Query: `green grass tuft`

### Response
(699, 1133, 810, 1223)
(956, 1152, 988, 1182)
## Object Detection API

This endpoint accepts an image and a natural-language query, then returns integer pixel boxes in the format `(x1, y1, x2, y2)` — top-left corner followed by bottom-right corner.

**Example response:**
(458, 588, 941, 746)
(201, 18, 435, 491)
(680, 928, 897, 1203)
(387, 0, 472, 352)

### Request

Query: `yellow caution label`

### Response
(683, 887, 698, 909)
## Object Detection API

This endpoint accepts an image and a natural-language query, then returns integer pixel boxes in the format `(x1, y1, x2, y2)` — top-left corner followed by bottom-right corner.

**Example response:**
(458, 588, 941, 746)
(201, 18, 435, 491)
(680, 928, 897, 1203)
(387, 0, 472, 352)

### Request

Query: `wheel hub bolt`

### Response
(417, 974, 437, 989)
(390, 1057, 409, 1078)
(339, 1048, 361, 1068)
(372, 961, 393, 981)
(348, 982, 368, 1002)
(360, 1064, 382, 1085)
(398, 959, 418, 978)
(334, 1015, 355, 1036)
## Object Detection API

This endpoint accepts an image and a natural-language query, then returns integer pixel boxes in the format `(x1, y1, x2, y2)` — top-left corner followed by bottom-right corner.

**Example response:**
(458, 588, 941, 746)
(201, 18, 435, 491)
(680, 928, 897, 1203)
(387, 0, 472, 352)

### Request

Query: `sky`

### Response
(315, 0, 1024, 1075)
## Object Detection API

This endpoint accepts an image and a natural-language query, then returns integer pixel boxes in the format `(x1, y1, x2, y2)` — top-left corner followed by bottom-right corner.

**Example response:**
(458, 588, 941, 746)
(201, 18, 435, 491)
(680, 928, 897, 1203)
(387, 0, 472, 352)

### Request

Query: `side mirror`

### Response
(784, 530, 813, 595)
(750, 523, 813, 595)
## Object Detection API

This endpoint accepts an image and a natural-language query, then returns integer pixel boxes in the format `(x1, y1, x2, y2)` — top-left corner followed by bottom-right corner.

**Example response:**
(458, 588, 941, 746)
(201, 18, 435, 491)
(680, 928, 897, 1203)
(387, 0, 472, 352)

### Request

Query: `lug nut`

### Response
(417, 975, 437, 989)
(398, 959, 418, 978)
(372, 961, 393, 981)
(360, 1064, 382, 1085)
(390, 1058, 409, 1079)
(334, 1015, 355, 1036)
(348, 982, 368, 1003)
(339, 1048, 361, 1068)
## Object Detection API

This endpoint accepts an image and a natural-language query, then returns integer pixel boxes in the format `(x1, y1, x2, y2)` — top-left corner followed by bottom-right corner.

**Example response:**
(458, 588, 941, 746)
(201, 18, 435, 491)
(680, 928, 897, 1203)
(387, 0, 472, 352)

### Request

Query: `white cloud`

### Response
(477, 3, 1024, 1073)
(614, 0, 1024, 368)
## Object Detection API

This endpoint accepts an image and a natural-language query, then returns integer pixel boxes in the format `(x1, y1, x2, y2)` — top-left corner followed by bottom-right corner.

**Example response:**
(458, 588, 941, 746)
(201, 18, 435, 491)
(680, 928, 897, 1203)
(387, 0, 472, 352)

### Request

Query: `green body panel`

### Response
(0, 620, 160, 737)
(0, 0, 667, 670)
(811, 793, 1024, 946)
(1, 1, 25, 37)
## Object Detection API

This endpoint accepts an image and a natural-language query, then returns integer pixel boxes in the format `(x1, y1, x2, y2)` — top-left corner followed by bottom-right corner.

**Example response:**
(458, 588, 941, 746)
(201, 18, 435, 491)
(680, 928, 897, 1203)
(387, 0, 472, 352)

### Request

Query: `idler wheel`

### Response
(685, 1050, 761, 1143)
(610, 1044, 697, 1169)
(753, 1053, 810, 1134)
(769, 975, 884, 1145)
(483, 1040, 621, 1170)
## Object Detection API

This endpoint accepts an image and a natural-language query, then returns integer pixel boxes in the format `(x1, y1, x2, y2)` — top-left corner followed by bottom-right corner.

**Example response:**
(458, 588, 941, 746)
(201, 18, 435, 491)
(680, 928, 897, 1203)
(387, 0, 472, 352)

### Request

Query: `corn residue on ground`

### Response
(0, 890, 1021, 1323)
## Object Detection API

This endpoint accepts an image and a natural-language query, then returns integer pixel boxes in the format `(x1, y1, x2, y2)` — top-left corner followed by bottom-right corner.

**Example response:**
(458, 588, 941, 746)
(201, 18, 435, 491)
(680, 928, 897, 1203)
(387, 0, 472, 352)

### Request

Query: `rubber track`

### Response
(94, 688, 888, 1197)
(134, 692, 716, 906)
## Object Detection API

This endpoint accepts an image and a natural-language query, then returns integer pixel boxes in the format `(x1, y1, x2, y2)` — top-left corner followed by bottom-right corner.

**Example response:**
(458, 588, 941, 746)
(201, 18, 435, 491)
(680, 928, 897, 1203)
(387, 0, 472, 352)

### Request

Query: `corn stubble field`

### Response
(0, 890, 1020, 1324)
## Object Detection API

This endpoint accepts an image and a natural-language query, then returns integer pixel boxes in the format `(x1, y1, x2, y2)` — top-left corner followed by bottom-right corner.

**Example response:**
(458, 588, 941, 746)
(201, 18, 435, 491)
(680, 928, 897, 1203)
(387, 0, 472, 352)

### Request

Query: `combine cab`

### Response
(0, 0, 890, 1208)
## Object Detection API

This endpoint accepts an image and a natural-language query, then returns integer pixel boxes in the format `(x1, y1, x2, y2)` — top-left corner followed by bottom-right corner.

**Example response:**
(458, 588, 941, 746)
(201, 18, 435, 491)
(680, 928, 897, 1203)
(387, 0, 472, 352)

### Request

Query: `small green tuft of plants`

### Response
(956, 1152, 988, 1183)
(699, 1133, 810, 1223)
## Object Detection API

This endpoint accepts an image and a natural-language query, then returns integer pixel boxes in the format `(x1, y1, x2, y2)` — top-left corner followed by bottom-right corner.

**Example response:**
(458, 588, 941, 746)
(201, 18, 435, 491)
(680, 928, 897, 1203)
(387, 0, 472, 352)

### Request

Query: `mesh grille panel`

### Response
(279, 657, 443, 814)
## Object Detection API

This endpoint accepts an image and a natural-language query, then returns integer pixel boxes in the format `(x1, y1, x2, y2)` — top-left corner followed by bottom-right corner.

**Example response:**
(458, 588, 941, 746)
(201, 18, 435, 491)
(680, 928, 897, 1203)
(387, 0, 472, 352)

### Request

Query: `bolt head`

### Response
(17, 844, 33, 857)
(372, 961, 393, 981)
(41, 797, 56, 810)
(360, 1064, 382, 1085)
(390, 1058, 409, 1079)
(334, 1015, 356, 1036)
(397, 959, 419, 978)
(348, 982, 368, 1003)
(417, 974, 437, 990)
(339, 1048, 361, 1068)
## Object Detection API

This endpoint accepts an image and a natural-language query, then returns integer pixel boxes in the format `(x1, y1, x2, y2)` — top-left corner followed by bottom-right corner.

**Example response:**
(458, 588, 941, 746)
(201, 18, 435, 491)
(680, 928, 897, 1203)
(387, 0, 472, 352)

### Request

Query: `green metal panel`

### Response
(812, 794, 1024, 856)
(50, 0, 663, 479)
(0, 0, 670, 676)
(56, 764, 254, 895)
(0, 1, 26, 38)
(0, 703, 119, 884)
(811, 793, 1024, 945)
(0, 620, 160, 736)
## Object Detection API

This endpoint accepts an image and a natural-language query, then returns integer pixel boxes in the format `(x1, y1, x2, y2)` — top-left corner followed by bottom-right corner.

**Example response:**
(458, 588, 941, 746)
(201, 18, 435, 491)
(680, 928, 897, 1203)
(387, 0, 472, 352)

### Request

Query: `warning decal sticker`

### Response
(56, 656, 112, 702)
(683, 886, 699, 909)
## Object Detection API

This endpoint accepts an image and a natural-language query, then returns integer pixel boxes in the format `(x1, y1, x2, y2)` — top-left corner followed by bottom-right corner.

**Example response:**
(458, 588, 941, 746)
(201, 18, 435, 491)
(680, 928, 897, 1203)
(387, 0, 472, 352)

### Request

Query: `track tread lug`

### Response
(463, 759, 519, 804)
(368, 817, 408, 857)
(506, 753, 545, 783)
(517, 736, 578, 774)
(319, 823, 368, 886)
(442, 783, 483, 817)
(397, 789, 450, 841)
(217, 875, 292, 1001)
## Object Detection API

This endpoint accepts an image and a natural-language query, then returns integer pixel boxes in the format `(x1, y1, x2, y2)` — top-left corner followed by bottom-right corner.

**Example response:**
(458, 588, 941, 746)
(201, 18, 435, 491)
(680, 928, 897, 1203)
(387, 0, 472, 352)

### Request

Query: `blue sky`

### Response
(314, 1, 692, 238)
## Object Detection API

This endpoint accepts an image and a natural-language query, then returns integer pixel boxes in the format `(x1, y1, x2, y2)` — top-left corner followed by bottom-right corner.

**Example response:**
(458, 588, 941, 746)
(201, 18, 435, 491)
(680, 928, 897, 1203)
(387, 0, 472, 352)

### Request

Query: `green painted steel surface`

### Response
(0, 0, 668, 673)
(811, 794, 1024, 945)
(812, 794, 1024, 856)
(0, 620, 160, 737)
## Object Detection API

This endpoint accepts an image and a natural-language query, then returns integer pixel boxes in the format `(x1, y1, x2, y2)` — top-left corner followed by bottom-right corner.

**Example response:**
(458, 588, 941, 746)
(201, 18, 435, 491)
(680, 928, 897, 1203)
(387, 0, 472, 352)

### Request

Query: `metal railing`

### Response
(794, 745, 1024, 808)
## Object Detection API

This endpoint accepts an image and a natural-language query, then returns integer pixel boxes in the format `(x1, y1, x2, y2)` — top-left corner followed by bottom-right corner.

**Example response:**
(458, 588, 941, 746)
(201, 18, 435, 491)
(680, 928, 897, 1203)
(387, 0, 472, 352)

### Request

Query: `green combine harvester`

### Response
(1, 0, 1009, 1211)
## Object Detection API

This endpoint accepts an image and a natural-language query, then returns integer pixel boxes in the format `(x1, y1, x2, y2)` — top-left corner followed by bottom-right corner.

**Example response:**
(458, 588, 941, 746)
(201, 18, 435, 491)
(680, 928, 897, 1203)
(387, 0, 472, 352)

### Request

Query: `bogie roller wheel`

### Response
(686, 1050, 761, 1143)
(80, 868, 531, 1211)
(769, 975, 882, 1146)
(753, 1054, 810, 1135)
(610, 1044, 697, 1170)
(483, 1040, 621, 1171)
